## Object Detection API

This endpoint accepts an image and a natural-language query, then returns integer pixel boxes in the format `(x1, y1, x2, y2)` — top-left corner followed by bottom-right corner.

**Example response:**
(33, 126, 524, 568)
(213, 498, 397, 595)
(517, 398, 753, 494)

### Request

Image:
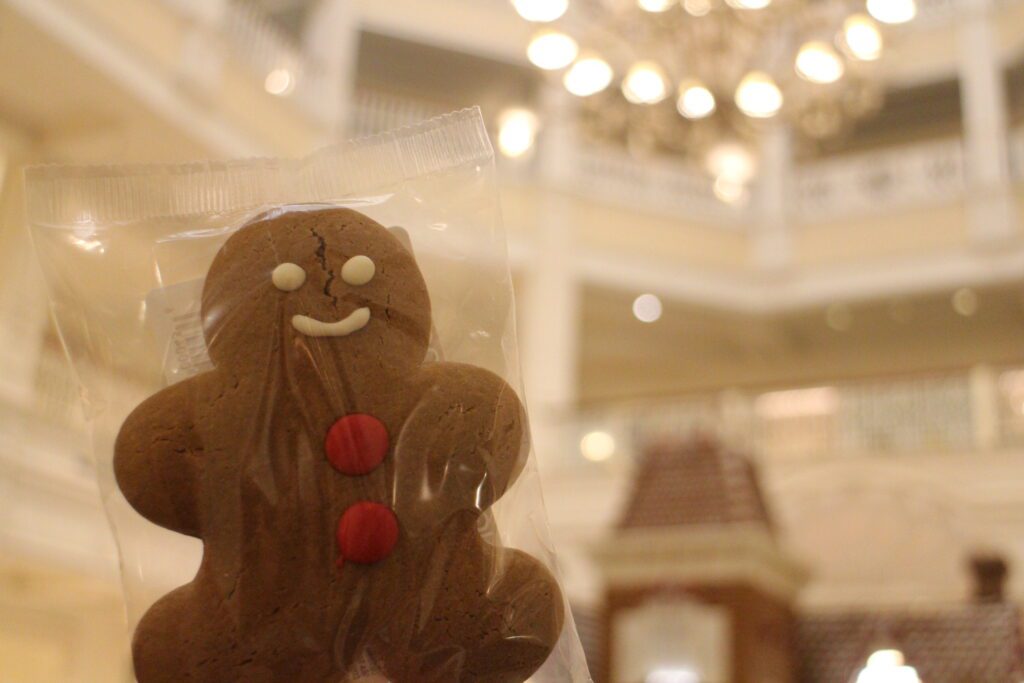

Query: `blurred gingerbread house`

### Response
(592, 437, 1024, 683)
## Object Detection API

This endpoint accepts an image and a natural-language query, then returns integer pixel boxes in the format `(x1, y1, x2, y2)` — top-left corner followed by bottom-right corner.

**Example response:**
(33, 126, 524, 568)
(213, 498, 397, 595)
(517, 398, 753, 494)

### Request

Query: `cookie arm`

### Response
(397, 363, 528, 517)
(114, 378, 204, 537)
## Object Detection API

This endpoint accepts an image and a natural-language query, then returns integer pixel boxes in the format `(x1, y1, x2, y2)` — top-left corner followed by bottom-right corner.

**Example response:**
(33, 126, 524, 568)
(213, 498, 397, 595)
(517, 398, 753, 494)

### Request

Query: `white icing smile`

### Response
(292, 308, 371, 337)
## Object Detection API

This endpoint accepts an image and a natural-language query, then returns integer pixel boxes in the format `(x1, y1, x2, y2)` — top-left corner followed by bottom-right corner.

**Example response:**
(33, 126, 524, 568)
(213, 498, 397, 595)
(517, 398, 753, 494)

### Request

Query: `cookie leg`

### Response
(134, 580, 345, 683)
(457, 548, 566, 683)
(132, 583, 264, 683)
(380, 542, 565, 683)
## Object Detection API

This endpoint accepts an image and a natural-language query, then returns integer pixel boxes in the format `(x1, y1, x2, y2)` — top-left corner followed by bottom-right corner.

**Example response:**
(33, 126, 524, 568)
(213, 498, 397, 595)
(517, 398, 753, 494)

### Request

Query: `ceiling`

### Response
(805, 78, 964, 158)
(0, 4, 209, 164)
(355, 31, 539, 119)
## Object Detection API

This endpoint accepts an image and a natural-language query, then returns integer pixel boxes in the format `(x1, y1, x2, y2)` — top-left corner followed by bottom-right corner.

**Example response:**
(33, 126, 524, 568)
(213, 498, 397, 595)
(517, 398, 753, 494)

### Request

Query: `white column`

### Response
(752, 123, 794, 273)
(957, 0, 1018, 246)
(969, 364, 1000, 450)
(519, 86, 581, 465)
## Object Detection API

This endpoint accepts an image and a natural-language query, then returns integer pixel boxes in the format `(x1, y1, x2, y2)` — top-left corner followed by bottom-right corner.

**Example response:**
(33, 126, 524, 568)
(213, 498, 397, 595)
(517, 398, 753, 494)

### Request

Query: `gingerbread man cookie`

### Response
(114, 207, 564, 682)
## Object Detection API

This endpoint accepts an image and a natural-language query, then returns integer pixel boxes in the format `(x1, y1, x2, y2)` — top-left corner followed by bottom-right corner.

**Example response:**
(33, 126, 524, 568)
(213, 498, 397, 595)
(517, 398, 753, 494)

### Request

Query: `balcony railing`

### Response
(565, 365, 1024, 468)
(794, 138, 967, 222)
(570, 144, 745, 228)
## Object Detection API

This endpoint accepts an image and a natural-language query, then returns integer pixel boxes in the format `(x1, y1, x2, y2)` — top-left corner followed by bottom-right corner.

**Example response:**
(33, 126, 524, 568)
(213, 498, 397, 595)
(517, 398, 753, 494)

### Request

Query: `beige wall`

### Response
(0, 565, 129, 683)
(796, 202, 969, 267)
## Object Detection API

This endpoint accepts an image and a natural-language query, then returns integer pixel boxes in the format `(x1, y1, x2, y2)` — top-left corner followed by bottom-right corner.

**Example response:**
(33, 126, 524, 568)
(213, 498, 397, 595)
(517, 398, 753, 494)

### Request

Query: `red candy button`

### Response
(325, 414, 389, 476)
(336, 502, 399, 565)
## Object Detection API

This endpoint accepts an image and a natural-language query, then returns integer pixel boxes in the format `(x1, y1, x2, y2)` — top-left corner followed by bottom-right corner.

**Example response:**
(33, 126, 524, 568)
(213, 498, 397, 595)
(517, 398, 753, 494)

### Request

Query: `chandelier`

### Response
(513, 0, 918, 160)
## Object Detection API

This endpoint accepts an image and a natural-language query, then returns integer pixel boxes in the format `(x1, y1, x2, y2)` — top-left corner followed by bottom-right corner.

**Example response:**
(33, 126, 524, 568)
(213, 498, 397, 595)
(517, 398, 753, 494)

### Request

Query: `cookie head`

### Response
(201, 207, 431, 370)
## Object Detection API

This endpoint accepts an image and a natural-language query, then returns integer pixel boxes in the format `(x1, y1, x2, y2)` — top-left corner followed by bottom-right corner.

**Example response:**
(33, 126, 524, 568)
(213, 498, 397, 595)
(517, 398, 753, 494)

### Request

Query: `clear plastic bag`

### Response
(25, 108, 590, 682)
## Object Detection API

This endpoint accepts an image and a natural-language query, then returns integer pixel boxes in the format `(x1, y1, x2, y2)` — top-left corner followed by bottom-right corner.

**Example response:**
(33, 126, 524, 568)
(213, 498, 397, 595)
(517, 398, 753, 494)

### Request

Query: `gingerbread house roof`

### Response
(797, 604, 1023, 683)
(617, 436, 774, 531)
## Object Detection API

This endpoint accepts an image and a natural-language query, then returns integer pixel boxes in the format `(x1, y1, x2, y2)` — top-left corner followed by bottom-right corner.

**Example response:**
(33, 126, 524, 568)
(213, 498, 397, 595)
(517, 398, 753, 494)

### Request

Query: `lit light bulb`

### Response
(527, 30, 579, 70)
(497, 108, 539, 158)
(646, 669, 699, 683)
(633, 293, 663, 322)
(735, 71, 783, 118)
(867, 0, 916, 24)
(677, 79, 716, 118)
(622, 61, 668, 104)
(511, 0, 569, 22)
(564, 56, 614, 97)
(264, 68, 294, 96)
(796, 41, 846, 84)
(580, 431, 616, 462)
(843, 14, 883, 61)
(638, 0, 674, 11)
(867, 651, 905, 668)
(857, 650, 921, 683)
(725, 0, 772, 9)
(683, 0, 712, 15)
(706, 142, 756, 183)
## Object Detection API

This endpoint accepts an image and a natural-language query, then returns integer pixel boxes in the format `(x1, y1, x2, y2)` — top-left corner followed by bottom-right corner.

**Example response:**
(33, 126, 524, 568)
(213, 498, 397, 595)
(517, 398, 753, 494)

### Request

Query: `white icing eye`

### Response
(272, 262, 306, 291)
(341, 255, 375, 286)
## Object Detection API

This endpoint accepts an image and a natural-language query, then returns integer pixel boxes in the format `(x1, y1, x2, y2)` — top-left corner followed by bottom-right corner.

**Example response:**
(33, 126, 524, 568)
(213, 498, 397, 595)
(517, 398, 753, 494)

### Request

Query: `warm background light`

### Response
(867, 650, 906, 668)
(622, 61, 669, 105)
(638, 0, 675, 12)
(677, 80, 717, 119)
(706, 142, 756, 183)
(512, 0, 569, 23)
(707, 141, 755, 205)
(580, 431, 617, 462)
(867, 0, 917, 24)
(564, 56, 614, 96)
(683, 0, 713, 16)
(646, 668, 700, 683)
(856, 650, 921, 683)
(796, 41, 846, 84)
(527, 30, 578, 70)
(263, 68, 294, 96)
(735, 71, 783, 118)
(843, 14, 884, 61)
(497, 108, 539, 158)
(633, 293, 664, 322)
(725, 0, 772, 9)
